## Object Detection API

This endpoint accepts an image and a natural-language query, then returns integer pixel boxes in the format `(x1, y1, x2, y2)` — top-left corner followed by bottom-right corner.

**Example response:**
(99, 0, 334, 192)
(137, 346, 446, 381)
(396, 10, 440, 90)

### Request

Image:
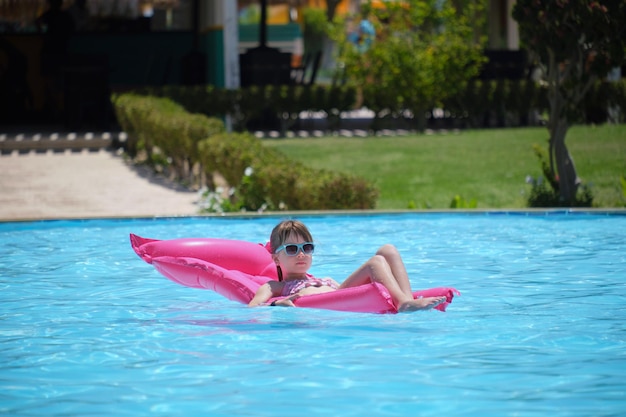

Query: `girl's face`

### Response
(273, 232, 313, 279)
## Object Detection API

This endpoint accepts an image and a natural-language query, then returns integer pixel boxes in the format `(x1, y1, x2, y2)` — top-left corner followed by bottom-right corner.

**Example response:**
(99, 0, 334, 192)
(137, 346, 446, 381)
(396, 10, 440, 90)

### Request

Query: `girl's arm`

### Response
(249, 282, 299, 307)
(248, 282, 278, 307)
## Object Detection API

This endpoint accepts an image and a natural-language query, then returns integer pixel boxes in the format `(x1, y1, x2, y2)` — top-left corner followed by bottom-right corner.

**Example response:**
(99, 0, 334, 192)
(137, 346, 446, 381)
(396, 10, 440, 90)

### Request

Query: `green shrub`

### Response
(525, 143, 594, 208)
(141, 84, 359, 134)
(101, 98, 380, 212)
(450, 195, 477, 209)
(129, 78, 625, 133)
(197, 131, 378, 211)
(525, 177, 593, 208)
(112, 93, 225, 186)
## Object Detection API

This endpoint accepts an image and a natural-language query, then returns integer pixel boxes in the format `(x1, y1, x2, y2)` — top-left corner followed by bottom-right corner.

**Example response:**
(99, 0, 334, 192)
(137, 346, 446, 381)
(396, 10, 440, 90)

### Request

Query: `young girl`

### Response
(248, 220, 446, 312)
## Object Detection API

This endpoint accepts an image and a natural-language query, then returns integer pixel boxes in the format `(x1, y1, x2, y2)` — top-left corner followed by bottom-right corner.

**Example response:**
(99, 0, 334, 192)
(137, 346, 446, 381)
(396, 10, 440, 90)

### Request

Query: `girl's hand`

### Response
(271, 294, 300, 307)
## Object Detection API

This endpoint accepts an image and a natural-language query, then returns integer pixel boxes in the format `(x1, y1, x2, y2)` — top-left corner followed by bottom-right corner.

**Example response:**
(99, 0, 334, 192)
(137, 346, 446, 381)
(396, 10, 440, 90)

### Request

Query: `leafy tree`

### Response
(302, 7, 329, 57)
(512, 0, 626, 205)
(331, 0, 487, 130)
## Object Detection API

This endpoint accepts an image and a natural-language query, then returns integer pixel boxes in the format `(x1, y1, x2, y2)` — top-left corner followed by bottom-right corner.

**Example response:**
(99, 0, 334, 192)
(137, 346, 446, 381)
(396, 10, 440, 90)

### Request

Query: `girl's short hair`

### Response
(269, 220, 313, 254)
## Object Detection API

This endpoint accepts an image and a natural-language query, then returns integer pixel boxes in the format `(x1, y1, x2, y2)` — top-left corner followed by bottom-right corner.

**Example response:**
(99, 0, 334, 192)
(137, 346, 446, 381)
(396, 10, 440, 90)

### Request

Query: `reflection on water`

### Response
(1, 213, 625, 417)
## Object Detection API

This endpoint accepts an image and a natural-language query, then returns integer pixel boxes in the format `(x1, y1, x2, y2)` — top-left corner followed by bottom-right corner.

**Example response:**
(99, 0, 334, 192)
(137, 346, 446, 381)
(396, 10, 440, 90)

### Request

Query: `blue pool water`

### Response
(1, 212, 625, 417)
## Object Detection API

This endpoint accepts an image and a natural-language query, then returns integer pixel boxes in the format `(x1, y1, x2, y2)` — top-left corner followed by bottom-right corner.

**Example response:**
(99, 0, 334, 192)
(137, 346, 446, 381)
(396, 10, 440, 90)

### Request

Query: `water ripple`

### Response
(1, 214, 625, 417)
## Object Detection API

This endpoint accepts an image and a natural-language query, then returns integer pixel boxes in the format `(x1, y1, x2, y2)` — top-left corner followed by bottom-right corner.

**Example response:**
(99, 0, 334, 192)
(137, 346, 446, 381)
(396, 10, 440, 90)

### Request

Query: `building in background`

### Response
(0, 0, 523, 128)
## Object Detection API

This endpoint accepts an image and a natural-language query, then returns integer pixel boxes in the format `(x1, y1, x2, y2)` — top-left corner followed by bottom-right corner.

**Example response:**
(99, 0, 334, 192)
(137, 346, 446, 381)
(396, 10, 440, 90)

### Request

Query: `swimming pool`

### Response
(1, 212, 624, 416)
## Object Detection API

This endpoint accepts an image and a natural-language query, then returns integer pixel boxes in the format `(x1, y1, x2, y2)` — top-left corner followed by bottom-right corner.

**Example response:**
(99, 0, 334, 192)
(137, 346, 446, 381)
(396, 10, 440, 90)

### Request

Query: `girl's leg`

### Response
(339, 245, 445, 311)
(375, 244, 413, 296)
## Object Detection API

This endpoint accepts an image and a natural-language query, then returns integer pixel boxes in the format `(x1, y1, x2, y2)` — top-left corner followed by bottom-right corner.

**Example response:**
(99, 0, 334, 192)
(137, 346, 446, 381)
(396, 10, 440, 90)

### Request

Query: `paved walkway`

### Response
(0, 149, 199, 221)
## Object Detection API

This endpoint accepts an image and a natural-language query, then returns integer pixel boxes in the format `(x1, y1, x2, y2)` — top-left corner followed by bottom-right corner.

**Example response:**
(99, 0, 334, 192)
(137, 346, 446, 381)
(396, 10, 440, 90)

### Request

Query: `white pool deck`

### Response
(0, 148, 199, 221)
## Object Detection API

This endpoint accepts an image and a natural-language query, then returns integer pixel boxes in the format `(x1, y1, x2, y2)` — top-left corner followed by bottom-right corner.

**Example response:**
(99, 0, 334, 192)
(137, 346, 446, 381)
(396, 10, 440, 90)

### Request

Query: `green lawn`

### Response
(263, 124, 626, 209)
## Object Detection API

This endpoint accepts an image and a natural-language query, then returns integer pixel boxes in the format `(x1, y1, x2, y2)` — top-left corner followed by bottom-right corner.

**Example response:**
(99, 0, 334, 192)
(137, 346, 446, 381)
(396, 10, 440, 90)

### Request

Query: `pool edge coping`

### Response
(2, 208, 626, 225)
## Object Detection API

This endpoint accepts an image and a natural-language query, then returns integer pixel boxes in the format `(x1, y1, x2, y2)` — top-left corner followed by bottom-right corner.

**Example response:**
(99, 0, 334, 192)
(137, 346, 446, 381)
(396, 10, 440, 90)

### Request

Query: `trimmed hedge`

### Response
(134, 84, 357, 133)
(113, 93, 224, 186)
(136, 79, 625, 131)
(443, 78, 626, 127)
(198, 131, 377, 210)
(112, 93, 378, 211)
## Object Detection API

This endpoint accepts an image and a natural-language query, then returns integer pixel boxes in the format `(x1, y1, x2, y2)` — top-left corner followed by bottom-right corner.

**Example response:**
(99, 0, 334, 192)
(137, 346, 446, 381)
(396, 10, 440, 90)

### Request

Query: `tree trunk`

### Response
(547, 91, 580, 204)
(546, 48, 582, 205)
(550, 119, 580, 204)
(325, 0, 341, 22)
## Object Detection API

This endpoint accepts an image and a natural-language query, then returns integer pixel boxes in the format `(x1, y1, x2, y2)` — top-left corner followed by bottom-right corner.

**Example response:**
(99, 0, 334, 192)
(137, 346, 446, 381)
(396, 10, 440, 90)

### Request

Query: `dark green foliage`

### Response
(526, 180, 593, 208)
(527, 144, 593, 208)
(134, 79, 625, 132)
(513, 0, 626, 204)
(112, 93, 378, 211)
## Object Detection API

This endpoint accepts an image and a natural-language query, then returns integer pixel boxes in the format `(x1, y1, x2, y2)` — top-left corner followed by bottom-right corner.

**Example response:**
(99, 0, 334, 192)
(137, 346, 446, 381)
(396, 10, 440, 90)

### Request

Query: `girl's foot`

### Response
(397, 296, 446, 312)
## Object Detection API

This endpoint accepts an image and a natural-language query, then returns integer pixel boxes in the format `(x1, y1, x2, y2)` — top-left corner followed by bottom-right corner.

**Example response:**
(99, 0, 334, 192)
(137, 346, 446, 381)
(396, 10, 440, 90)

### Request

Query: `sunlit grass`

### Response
(263, 124, 626, 209)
